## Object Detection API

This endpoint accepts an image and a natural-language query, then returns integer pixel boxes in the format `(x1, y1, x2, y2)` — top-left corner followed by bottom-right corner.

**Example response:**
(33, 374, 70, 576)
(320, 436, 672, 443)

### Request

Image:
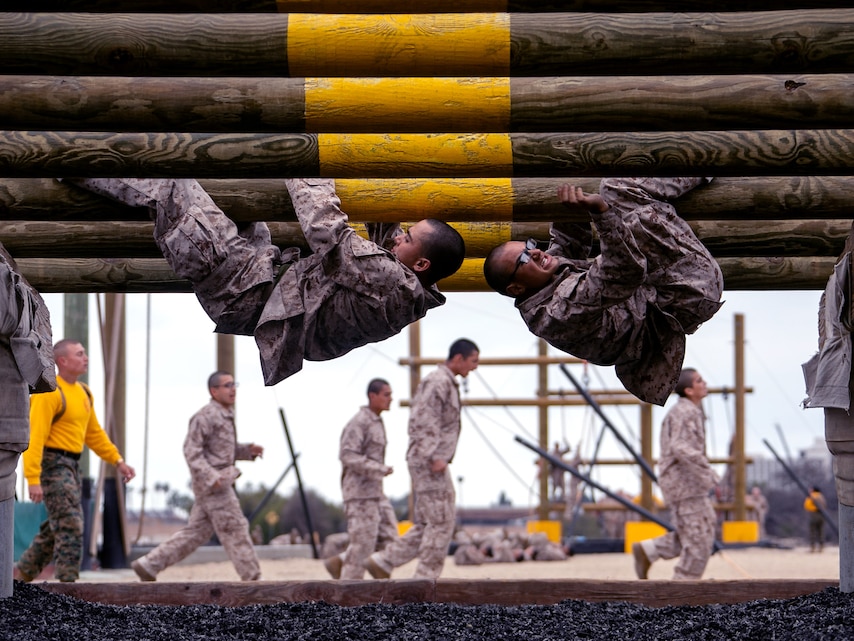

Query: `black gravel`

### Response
(3, 583, 854, 641)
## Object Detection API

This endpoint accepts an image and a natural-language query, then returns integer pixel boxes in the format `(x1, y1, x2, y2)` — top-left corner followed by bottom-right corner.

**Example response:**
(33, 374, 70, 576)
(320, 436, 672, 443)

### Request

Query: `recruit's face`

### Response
(500, 240, 558, 294)
(210, 374, 237, 407)
(391, 220, 432, 271)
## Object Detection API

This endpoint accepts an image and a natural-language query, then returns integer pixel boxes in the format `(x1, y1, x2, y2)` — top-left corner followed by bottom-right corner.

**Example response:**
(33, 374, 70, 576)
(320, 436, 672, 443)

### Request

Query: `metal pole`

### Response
(559, 364, 658, 483)
(763, 438, 839, 536)
(279, 408, 319, 558)
(247, 459, 297, 524)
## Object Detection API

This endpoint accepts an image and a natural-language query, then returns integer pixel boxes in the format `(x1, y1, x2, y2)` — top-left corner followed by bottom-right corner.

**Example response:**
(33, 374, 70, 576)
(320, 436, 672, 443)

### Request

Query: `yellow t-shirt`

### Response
(24, 376, 121, 486)
(804, 492, 822, 513)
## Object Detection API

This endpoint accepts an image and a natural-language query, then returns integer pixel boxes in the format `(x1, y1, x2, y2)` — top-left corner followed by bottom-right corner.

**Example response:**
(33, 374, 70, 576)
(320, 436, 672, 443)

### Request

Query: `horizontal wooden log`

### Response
(4, 74, 854, 133)
(2, 219, 849, 258)
(8, 1, 853, 12)
(14, 256, 837, 292)
(3, 177, 852, 223)
(41, 578, 839, 608)
(2, 130, 853, 178)
(1, 11, 853, 77)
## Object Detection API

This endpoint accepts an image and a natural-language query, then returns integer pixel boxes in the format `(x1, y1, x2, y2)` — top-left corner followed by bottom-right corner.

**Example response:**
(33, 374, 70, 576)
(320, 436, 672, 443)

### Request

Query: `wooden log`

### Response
(40, 578, 839, 608)
(1, 11, 853, 77)
(1, 219, 849, 258)
(13, 256, 837, 292)
(4, 74, 854, 133)
(3, 177, 853, 223)
(2, 130, 854, 178)
(5, 0, 853, 13)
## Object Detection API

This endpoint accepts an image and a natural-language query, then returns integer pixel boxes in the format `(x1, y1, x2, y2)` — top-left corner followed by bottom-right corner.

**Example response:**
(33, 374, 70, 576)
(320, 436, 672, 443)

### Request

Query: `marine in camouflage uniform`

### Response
(483, 178, 724, 406)
(0, 243, 55, 598)
(331, 379, 399, 580)
(368, 340, 479, 580)
(66, 178, 463, 386)
(17, 340, 134, 584)
(634, 368, 718, 580)
(132, 371, 262, 581)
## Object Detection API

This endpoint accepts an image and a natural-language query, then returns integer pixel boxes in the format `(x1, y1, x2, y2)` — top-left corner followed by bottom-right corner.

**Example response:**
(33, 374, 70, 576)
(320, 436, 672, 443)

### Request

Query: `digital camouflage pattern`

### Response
(133, 400, 260, 581)
(518, 177, 724, 406)
(66, 178, 445, 386)
(373, 365, 461, 579)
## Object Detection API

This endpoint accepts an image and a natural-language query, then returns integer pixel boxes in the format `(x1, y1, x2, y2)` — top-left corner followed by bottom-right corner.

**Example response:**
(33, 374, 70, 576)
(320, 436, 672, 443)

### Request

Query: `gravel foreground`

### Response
(4, 583, 854, 641)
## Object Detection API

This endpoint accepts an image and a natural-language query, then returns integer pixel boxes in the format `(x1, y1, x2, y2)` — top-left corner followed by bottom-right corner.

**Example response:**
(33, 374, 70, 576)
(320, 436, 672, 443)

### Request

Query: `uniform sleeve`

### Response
(234, 443, 255, 461)
(23, 390, 63, 486)
(339, 415, 389, 478)
(285, 178, 354, 256)
(408, 376, 454, 464)
(547, 222, 592, 261)
(183, 413, 220, 493)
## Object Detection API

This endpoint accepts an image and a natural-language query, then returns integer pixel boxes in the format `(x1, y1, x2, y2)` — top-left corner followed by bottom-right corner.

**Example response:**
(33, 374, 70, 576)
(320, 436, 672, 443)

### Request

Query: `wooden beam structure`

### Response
(40, 578, 839, 608)
(2, 11, 852, 77)
(4, 74, 853, 133)
(3, 176, 852, 223)
(2, 130, 853, 179)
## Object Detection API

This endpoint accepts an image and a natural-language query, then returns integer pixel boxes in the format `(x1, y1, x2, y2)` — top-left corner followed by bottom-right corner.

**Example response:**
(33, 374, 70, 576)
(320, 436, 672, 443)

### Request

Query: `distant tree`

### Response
(237, 484, 345, 543)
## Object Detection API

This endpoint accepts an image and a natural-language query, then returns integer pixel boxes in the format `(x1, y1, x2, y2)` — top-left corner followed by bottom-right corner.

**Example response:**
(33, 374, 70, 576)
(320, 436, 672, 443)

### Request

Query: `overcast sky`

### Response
(18, 288, 827, 518)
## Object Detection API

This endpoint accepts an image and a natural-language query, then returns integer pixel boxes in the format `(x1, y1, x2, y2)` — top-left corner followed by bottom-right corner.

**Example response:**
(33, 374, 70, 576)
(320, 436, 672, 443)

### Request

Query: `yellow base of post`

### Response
(397, 520, 413, 536)
(527, 520, 562, 543)
(624, 521, 667, 554)
(721, 520, 759, 543)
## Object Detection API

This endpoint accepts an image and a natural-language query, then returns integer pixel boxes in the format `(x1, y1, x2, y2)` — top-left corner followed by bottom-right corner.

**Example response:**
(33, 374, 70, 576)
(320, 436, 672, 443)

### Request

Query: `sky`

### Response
(17, 288, 828, 518)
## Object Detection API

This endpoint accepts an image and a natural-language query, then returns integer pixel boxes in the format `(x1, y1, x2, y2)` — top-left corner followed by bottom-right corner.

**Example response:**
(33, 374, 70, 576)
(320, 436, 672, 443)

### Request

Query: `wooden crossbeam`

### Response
(1, 219, 849, 259)
(5, 0, 853, 13)
(13, 256, 837, 292)
(40, 578, 839, 608)
(2, 130, 853, 178)
(3, 177, 852, 223)
(4, 74, 853, 133)
(2, 11, 852, 77)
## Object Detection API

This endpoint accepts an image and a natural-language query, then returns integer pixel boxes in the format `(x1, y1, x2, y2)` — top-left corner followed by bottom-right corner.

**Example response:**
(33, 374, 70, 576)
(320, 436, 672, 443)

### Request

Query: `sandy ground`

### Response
(72, 544, 840, 584)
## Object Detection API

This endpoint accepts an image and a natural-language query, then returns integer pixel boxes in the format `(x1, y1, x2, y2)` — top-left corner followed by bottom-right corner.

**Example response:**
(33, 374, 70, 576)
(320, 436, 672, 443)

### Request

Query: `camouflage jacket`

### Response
(406, 364, 461, 491)
(184, 400, 255, 497)
(254, 179, 445, 386)
(658, 397, 716, 504)
(339, 406, 391, 501)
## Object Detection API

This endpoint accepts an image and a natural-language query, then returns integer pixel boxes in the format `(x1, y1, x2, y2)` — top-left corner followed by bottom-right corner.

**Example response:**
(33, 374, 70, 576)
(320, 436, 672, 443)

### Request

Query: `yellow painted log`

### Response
(317, 133, 514, 177)
(287, 13, 511, 77)
(304, 77, 510, 133)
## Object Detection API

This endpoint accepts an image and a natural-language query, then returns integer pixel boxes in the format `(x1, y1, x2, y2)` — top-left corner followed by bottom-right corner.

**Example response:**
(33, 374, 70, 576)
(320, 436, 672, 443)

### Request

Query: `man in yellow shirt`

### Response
(804, 486, 828, 553)
(15, 339, 135, 583)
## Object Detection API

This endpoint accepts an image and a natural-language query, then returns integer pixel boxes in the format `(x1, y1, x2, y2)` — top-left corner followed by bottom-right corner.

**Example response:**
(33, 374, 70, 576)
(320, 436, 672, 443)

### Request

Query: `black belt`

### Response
(44, 447, 82, 461)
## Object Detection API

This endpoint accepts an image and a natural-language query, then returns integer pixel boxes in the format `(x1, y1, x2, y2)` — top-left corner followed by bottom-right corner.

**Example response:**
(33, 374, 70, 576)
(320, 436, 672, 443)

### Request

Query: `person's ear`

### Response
(506, 282, 525, 297)
(411, 257, 431, 273)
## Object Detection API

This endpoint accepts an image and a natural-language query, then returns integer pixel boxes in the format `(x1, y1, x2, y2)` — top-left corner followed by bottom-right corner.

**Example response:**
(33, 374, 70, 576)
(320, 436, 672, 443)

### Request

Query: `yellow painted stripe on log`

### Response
(437, 258, 487, 292)
(287, 14, 511, 77)
(304, 78, 511, 132)
(353, 224, 511, 256)
(317, 134, 513, 177)
(335, 178, 514, 222)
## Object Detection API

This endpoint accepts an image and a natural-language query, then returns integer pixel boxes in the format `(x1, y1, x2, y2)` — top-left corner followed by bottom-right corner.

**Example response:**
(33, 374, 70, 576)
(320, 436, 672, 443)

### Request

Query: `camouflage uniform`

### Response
(640, 397, 717, 580)
(18, 377, 123, 583)
(0, 245, 54, 597)
(518, 177, 724, 405)
(133, 400, 260, 581)
(371, 365, 460, 579)
(338, 406, 397, 579)
(68, 178, 445, 385)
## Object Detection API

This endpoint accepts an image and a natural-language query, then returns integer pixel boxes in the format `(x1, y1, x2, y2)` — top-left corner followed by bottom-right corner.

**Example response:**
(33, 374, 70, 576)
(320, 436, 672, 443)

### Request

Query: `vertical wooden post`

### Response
(407, 323, 422, 522)
(538, 339, 550, 520)
(216, 334, 235, 378)
(640, 403, 654, 511)
(734, 313, 747, 521)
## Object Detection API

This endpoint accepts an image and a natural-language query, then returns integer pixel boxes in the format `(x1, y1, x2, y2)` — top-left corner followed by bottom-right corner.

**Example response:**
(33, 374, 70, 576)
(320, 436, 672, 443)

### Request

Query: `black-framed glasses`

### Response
(507, 238, 538, 283)
(215, 382, 239, 389)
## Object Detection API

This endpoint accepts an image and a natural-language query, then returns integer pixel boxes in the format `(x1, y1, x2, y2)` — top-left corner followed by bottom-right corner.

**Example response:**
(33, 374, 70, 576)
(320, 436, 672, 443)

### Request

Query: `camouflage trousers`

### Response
(341, 497, 399, 579)
(375, 482, 456, 579)
(66, 179, 281, 335)
(641, 494, 716, 580)
(136, 485, 260, 581)
(16, 452, 84, 583)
